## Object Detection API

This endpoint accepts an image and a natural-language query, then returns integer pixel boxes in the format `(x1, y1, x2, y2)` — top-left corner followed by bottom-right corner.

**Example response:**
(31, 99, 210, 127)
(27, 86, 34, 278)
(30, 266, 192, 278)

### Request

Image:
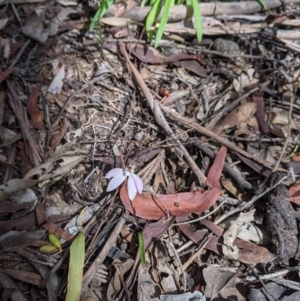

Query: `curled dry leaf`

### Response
(222, 210, 256, 260)
(178, 218, 275, 265)
(120, 146, 227, 220)
(22, 11, 49, 44)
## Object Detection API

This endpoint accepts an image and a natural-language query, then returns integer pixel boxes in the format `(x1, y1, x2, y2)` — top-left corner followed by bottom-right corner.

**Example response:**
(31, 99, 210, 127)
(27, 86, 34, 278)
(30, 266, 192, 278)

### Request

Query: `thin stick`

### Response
(81, 212, 127, 293)
(8, 39, 30, 69)
(247, 266, 300, 282)
(272, 68, 294, 172)
(160, 104, 282, 171)
(173, 201, 225, 226)
(120, 43, 207, 185)
(214, 175, 287, 225)
(180, 233, 212, 274)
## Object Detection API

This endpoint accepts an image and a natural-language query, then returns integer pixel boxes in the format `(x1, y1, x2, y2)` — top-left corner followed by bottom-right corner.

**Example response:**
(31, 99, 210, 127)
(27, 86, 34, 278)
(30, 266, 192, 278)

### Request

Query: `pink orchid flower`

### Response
(105, 168, 144, 201)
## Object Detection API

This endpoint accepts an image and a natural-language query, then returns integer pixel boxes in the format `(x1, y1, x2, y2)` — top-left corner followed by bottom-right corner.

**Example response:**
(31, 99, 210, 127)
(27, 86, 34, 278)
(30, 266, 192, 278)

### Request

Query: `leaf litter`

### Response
(1, 0, 300, 300)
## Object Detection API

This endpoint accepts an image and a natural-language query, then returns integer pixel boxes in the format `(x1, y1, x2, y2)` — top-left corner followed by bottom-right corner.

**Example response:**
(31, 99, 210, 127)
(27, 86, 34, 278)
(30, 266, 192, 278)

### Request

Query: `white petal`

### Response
(107, 174, 127, 191)
(127, 176, 138, 201)
(105, 168, 124, 179)
(132, 174, 144, 194)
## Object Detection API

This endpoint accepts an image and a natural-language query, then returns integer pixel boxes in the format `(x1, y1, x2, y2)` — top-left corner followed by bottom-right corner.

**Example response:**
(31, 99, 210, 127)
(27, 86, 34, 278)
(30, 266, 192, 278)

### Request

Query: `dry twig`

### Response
(120, 43, 207, 185)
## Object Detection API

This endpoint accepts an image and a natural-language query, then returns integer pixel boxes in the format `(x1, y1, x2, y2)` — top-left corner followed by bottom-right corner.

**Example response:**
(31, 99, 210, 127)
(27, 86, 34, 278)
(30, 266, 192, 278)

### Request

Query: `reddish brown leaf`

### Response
(0, 212, 36, 235)
(27, 82, 44, 130)
(174, 60, 207, 78)
(0, 201, 29, 213)
(103, 42, 202, 66)
(252, 94, 269, 135)
(10, 41, 25, 58)
(35, 201, 47, 226)
(292, 155, 300, 162)
(0, 68, 14, 84)
(180, 219, 276, 264)
(120, 146, 227, 220)
(44, 119, 69, 157)
(144, 217, 174, 249)
(17, 141, 33, 176)
(176, 214, 207, 243)
(289, 182, 300, 206)
(53, 227, 74, 241)
(127, 43, 199, 65)
(43, 222, 74, 241)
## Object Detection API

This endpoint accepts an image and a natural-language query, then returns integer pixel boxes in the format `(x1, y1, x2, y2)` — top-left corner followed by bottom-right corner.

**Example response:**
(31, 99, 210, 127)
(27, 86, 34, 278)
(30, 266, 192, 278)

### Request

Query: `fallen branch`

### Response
(6, 80, 42, 166)
(106, 0, 300, 23)
(160, 104, 281, 171)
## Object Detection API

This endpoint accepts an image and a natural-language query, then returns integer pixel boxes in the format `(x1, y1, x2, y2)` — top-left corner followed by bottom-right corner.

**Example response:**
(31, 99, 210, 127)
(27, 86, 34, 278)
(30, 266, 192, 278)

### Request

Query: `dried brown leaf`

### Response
(252, 94, 269, 135)
(0, 68, 14, 84)
(2, 268, 42, 286)
(27, 83, 44, 130)
(107, 259, 134, 301)
(212, 102, 257, 134)
(120, 147, 226, 220)
(0, 212, 36, 235)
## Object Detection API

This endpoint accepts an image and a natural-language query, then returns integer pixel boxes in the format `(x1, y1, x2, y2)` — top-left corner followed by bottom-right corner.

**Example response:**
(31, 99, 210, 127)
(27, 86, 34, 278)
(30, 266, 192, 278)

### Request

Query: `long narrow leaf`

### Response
(145, 0, 162, 41)
(256, 0, 267, 10)
(65, 232, 85, 301)
(149, 0, 159, 6)
(138, 231, 146, 265)
(155, 0, 174, 48)
(191, 0, 203, 43)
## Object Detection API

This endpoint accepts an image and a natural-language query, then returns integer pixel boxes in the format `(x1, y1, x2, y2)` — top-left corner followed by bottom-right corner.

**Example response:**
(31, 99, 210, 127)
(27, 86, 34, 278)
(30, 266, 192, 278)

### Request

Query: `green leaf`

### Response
(256, 0, 267, 10)
(66, 232, 85, 301)
(138, 232, 146, 265)
(89, 0, 115, 31)
(48, 233, 62, 251)
(191, 0, 203, 43)
(145, 0, 162, 41)
(186, 0, 192, 5)
(149, 0, 158, 6)
(155, 0, 174, 48)
(255, 0, 271, 13)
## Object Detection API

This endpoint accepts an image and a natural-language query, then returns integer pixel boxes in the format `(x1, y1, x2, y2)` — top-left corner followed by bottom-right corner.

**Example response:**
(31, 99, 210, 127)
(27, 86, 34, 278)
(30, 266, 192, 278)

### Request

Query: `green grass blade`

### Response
(138, 231, 146, 265)
(256, 0, 267, 10)
(89, 0, 115, 31)
(149, 0, 159, 6)
(65, 232, 85, 301)
(154, 0, 174, 48)
(186, 0, 192, 5)
(191, 0, 203, 43)
(145, 0, 162, 41)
